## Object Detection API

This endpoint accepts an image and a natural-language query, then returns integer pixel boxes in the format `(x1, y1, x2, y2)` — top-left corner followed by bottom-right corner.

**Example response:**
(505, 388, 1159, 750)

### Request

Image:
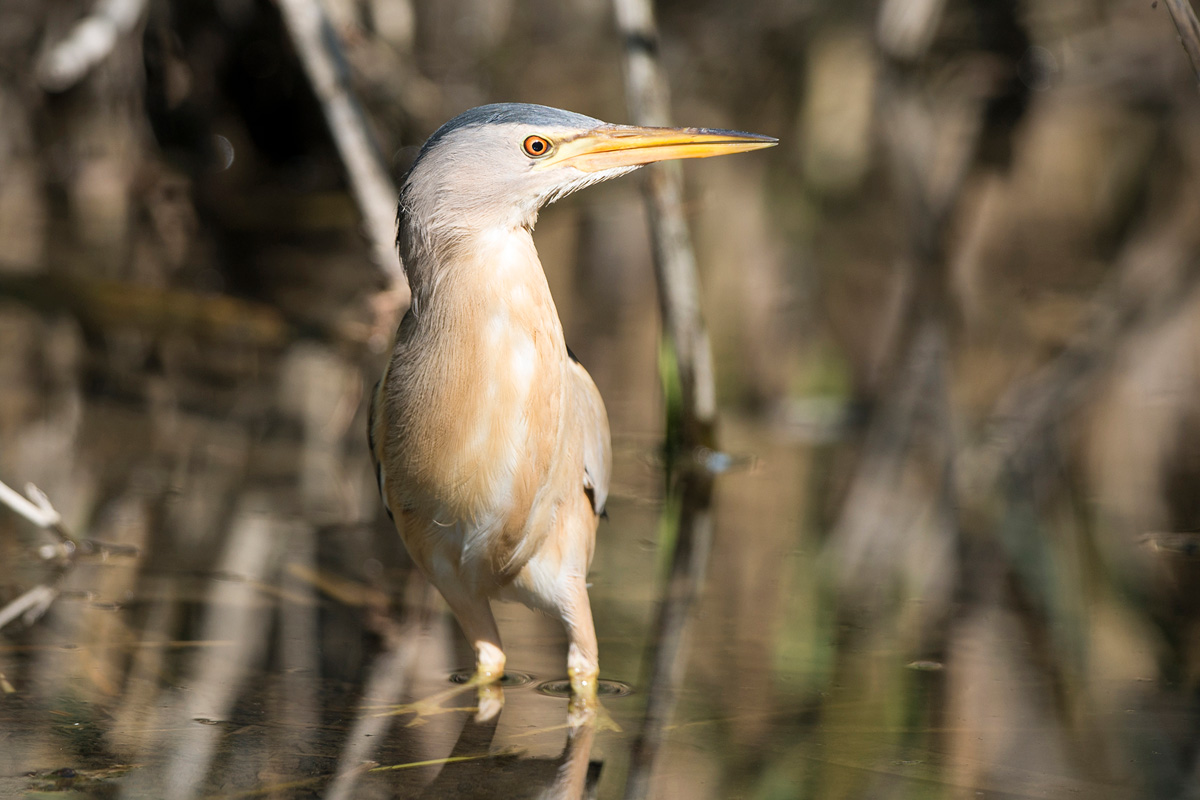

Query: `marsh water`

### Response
(2, 186, 1197, 800)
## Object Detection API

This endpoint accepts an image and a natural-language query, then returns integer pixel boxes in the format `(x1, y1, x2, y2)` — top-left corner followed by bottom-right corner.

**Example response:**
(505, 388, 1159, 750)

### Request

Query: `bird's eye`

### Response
(522, 135, 553, 158)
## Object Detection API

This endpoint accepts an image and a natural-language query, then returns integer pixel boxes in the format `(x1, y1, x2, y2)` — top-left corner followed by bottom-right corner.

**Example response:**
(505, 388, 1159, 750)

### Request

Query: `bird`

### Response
(369, 103, 775, 704)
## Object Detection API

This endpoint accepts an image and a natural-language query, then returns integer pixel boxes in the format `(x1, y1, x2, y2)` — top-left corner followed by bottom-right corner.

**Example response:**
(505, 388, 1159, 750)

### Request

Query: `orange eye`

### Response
(522, 135, 552, 158)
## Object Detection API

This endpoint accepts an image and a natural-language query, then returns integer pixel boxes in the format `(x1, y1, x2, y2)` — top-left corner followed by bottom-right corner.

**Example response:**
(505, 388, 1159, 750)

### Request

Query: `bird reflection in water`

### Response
(413, 690, 603, 800)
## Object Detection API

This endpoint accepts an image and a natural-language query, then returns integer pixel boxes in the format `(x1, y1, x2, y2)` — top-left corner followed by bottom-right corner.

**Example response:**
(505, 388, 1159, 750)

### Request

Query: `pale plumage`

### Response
(370, 103, 774, 698)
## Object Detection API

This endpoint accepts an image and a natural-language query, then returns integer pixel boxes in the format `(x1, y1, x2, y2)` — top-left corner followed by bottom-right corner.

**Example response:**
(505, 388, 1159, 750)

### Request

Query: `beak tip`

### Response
(697, 129, 779, 152)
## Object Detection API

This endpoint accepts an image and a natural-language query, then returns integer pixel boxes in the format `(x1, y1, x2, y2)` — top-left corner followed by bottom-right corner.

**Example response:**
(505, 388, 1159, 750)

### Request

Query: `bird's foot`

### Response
(566, 660, 598, 700)
(566, 664, 620, 732)
(566, 644, 598, 696)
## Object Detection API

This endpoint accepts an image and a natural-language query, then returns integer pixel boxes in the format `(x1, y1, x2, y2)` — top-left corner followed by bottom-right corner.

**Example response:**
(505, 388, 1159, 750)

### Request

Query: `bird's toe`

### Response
(567, 695, 621, 733)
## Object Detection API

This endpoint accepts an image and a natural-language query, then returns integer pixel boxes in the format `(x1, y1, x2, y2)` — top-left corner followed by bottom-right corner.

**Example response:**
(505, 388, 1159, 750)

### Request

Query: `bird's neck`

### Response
(401, 222, 557, 326)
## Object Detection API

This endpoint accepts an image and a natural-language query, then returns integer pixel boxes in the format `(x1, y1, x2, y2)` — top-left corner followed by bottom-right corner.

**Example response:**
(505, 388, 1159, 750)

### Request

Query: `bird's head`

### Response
(397, 103, 776, 253)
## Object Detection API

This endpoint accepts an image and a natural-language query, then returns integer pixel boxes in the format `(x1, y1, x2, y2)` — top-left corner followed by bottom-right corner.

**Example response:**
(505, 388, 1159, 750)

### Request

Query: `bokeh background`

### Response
(2, 0, 1200, 797)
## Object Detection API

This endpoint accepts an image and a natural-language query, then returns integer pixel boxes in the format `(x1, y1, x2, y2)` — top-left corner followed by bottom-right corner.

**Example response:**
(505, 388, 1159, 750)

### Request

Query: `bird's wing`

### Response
(567, 350, 611, 517)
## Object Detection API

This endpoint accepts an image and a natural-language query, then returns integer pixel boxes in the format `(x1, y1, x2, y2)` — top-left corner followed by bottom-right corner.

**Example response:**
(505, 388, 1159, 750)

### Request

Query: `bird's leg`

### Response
(558, 579, 620, 731)
(439, 584, 512, 720)
(427, 586, 509, 720)
(371, 587, 507, 724)
(561, 580, 599, 701)
(437, 586, 506, 684)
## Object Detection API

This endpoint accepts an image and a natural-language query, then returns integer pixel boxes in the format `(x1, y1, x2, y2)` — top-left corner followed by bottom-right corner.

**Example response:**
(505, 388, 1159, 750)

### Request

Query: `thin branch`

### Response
(36, 0, 149, 92)
(0, 481, 65, 634)
(612, 0, 718, 452)
(0, 477, 140, 637)
(275, 0, 409, 299)
(0, 476, 139, 559)
(0, 585, 60, 633)
(1164, 0, 1200, 86)
(0, 479, 62, 530)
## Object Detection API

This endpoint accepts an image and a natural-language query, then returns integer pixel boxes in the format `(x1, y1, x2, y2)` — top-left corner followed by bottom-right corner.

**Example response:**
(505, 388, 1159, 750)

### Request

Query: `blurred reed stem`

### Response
(275, 0, 408, 297)
(613, 0, 718, 456)
(1164, 0, 1200, 86)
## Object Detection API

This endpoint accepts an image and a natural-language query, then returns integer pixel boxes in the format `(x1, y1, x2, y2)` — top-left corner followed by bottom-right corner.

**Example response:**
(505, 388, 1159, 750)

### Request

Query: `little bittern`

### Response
(370, 103, 774, 700)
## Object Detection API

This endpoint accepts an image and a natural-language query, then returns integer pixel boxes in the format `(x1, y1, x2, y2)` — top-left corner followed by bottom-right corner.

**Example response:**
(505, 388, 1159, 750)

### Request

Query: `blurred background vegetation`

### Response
(2, 0, 1200, 797)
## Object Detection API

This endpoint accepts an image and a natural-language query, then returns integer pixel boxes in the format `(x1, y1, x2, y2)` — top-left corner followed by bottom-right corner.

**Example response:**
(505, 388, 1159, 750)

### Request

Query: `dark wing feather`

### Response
(367, 379, 394, 521)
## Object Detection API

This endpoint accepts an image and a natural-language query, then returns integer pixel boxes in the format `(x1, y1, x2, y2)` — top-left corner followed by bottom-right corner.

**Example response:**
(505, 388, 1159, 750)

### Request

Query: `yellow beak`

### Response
(543, 125, 777, 172)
